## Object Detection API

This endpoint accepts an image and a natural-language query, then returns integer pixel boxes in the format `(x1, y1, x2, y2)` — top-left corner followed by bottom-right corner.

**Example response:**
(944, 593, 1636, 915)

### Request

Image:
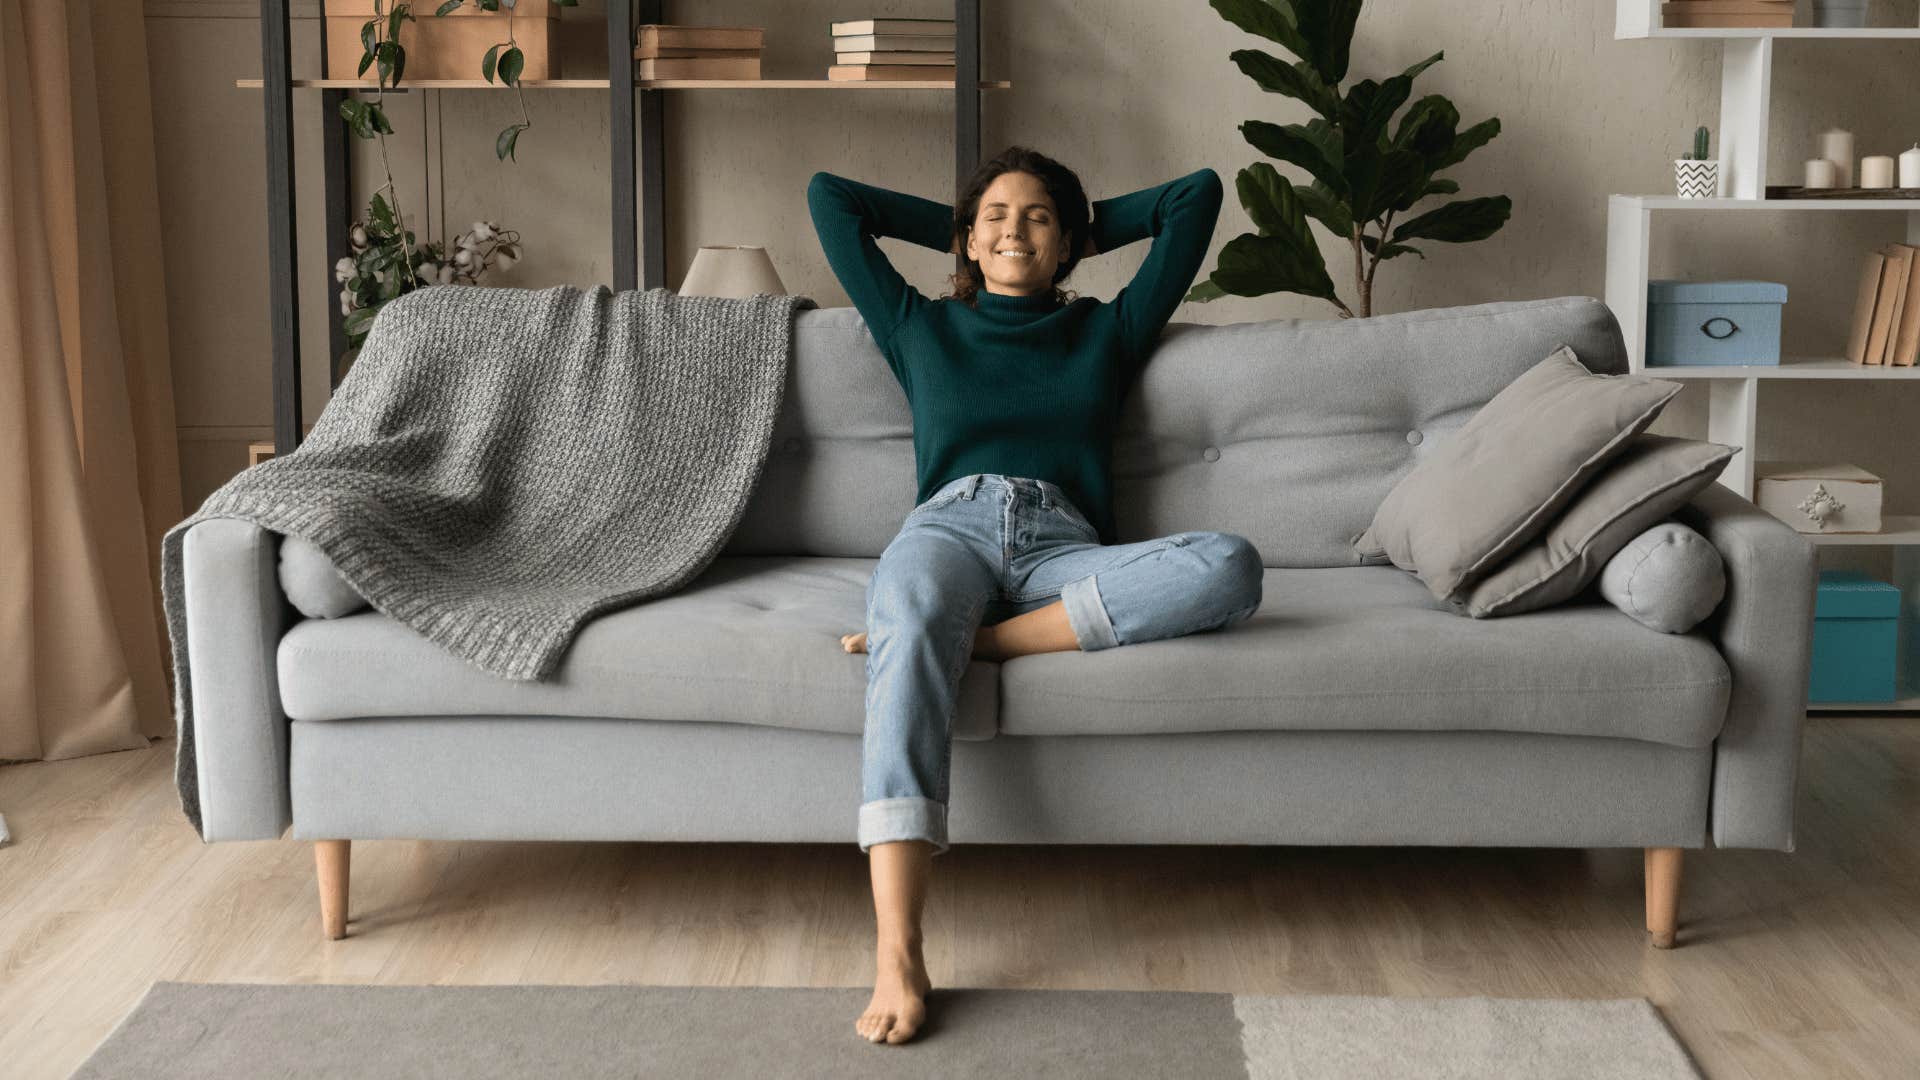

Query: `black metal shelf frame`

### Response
(259, 0, 984, 455)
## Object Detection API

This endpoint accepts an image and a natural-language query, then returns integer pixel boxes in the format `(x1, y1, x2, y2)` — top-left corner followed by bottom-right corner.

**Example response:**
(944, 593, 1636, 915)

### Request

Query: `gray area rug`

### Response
(72, 982, 1701, 1079)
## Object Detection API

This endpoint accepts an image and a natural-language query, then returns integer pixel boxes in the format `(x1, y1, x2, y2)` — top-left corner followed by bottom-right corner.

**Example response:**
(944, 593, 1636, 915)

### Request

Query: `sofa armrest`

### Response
(1673, 483, 1818, 851)
(181, 518, 294, 841)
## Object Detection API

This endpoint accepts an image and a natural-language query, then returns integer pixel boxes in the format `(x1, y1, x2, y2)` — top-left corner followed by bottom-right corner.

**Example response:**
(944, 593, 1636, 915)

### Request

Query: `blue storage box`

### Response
(1808, 569, 1901, 703)
(1646, 279, 1787, 367)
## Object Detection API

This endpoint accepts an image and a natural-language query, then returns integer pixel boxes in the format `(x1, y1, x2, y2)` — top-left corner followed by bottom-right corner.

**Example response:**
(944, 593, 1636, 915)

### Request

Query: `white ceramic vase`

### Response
(1675, 159, 1720, 199)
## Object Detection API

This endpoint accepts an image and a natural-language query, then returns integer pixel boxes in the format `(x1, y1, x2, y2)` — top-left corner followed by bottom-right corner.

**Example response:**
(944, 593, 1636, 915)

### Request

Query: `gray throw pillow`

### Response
(1355, 344, 1681, 602)
(277, 533, 370, 619)
(1457, 434, 1737, 617)
(1598, 520, 1727, 634)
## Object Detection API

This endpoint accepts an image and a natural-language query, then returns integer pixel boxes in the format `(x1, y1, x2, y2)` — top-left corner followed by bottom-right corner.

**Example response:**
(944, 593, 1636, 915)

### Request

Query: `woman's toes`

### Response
(885, 1020, 916, 1043)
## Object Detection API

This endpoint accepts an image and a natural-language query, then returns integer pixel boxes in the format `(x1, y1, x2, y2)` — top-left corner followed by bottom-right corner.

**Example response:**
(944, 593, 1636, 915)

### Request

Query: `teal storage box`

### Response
(1646, 279, 1787, 367)
(1808, 569, 1901, 703)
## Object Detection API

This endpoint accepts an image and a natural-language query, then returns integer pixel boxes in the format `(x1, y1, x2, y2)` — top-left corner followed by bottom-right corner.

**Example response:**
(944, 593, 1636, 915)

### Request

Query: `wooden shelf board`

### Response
(1633, 357, 1920, 379)
(1621, 28, 1920, 40)
(1616, 194, 1920, 211)
(237, 78, 1011, 90)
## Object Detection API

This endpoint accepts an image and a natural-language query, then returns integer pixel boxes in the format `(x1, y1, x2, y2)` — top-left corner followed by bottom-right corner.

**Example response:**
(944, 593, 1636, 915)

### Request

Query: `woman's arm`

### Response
(1088, 168, 1225, 373)
(806, 171, 955, 352)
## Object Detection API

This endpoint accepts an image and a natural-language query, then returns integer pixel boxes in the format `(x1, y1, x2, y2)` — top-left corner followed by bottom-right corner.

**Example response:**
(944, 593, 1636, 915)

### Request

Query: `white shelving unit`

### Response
(1608, 1, 1920, 711)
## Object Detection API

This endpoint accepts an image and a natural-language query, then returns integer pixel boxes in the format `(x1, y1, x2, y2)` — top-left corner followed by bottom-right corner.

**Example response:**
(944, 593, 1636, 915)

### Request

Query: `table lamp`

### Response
(679, 245, 787, 297)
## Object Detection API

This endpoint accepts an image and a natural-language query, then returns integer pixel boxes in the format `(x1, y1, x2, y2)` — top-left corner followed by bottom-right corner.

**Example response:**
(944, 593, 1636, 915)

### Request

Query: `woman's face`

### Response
(964, 171, 1071, 297)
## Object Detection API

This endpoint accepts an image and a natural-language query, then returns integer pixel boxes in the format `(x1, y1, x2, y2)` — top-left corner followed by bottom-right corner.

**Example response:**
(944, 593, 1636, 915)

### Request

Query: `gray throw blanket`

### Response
(160, 284, 817, 837)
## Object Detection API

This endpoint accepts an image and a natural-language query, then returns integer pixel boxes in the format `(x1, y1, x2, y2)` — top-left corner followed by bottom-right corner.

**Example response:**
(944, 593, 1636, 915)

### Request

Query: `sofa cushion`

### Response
(277, 556, 1000, 741)
(1354, 345, 1682, 602)
(278, 532, 371, 619)
(1599, 520, 1728, 634)
(1456, 434, 1737, 618)
(997, 565, 1729, 748)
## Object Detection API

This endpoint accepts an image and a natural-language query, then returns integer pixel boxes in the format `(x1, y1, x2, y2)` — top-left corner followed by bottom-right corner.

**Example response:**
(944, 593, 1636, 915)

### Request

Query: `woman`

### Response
(805, 146, 1263, 1046)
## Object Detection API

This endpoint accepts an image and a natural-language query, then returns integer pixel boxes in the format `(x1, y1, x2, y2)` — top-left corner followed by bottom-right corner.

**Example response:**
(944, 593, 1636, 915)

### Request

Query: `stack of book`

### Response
(634, 24, 765, 81)
(1846, 244, 1920, 366)
(1661, 0, 1794, 28)
(829, 17, 955, 82)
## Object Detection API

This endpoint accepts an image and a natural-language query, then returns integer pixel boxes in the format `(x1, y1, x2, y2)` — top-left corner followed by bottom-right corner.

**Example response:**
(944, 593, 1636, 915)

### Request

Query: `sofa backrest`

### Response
(721, 295, 1628, 567)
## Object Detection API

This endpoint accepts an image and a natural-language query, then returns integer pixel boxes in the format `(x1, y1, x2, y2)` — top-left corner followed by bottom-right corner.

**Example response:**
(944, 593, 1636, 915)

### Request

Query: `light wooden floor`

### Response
(2, 719, 1916, 1079)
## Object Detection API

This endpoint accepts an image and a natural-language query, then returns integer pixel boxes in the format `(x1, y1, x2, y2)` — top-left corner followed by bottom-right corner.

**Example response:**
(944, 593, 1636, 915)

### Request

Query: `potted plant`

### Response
(331, 4, 525, 382)
(431, 0, 578, 159)
(1675, 126, 1718, 199)
(1184, 0, 1510, 319)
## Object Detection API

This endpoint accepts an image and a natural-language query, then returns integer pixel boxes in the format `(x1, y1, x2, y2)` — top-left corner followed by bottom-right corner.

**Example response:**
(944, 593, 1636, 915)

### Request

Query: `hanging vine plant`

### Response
(433, 0, 579, 160)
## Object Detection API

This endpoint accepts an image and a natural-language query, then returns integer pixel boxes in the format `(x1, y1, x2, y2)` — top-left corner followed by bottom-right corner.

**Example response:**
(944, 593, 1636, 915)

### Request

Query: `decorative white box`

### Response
(1754, 462, 1883, 534)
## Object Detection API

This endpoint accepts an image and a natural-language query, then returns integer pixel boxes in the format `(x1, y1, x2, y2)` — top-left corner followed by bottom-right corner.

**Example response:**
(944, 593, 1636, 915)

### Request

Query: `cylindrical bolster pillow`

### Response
(276, 533, 370, 619)
(1598, 520, 1726, 634)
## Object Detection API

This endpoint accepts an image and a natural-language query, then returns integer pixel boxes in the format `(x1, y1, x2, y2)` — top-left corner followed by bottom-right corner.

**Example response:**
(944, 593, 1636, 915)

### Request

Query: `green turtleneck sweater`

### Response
(806, 167, 1224, 545)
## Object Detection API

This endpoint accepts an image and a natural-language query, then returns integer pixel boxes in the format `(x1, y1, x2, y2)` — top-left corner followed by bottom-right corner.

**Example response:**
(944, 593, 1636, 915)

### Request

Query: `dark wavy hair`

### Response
(944, 145, 1091, 307)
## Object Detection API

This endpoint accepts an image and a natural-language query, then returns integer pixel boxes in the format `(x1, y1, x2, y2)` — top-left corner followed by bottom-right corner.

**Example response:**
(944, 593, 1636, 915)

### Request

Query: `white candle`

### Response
(1819, 128, 1855, 188)
(1805, 159, 1837, 189)
(1901, 145, 1920, 189)
(1862, 155, 1896, 189)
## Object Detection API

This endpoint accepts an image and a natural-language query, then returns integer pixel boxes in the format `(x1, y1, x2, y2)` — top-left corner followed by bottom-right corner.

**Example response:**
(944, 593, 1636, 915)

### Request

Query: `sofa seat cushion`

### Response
(999, 566, 1730, 748)
(277, 556, 1000, 741)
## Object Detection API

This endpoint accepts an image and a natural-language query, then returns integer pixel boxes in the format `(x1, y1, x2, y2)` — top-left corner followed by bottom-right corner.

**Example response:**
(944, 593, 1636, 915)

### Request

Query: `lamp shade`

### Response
(679, 245, 787, 297)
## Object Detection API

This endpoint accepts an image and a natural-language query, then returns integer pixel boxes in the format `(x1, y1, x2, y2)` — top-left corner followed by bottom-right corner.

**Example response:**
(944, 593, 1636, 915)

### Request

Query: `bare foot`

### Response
(855, 938, 931, 1044)
(841, 631, 867, 653)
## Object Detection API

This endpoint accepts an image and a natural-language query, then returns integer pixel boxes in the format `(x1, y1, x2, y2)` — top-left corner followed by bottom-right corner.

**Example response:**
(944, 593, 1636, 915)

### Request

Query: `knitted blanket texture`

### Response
(160, 284, 816, 837)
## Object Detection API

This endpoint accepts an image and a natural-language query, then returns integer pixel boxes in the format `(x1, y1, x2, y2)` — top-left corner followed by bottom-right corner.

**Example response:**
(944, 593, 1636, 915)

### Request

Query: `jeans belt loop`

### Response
(962, 474, 980, 500)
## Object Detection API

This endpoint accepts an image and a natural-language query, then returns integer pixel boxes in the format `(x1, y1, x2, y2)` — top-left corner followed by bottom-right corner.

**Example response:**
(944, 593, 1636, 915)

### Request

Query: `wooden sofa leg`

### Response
(1644, 847, 1682, 949)
(316, 839, 351, 940)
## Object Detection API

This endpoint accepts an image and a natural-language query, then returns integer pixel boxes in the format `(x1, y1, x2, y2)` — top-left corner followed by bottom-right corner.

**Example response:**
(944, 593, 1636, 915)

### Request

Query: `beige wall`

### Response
(146, 0, 1920, 573)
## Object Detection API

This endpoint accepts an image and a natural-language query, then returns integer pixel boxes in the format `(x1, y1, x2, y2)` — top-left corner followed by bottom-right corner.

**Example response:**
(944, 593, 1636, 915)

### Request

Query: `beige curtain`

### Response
(1, 0, 182, 767)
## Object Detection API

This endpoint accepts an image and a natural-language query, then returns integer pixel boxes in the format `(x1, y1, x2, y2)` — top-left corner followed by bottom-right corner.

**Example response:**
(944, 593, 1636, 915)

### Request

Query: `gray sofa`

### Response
(177, 295, 1817, 948)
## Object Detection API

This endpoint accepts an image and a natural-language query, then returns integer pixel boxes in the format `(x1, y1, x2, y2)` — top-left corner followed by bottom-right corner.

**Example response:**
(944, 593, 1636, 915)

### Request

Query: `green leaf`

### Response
(1240, 120, 1346, 196)
(1235, 161, 1308, 239)
(388, 3, 411, 42)
(357, 49, 375, 77)
(370, 192, 393, 227)
(369, 102, 393, 134)
(375, 40, 396, 85)
(1292, 0, 1363, 84)
(1390, 94, 1458, 166)
(345, 306, 378, 336)
(361, 19, 377, 57)
(1293, 181, 1353, 237)
(1361, 235, 1426, 260)
(1345, 145, 1427, 224)
(1341, 53, 1441, 149)
(1391, 196, 1512, 245)
(391, 44, 407, 85)
(1228, 48, 1340, 121)
(435, 0, 464, 14)
(496, 123, 524, 161)
(1211, 230, 1340, 302)
(478, 0, 500, 10)
(499, 46, 524, 87)
(1422, 178, 1460, 197)
(1432, 118, 1500, 171)
(482, 43, 500, 83)
(1208, 0, 1313, 62)
(1184, 277, 1229, 303)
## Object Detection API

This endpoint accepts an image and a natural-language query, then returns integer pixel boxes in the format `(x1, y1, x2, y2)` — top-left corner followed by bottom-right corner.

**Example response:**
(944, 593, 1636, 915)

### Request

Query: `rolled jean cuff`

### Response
(1061, 573, 1120, 651)
(858, 796, 950, 855)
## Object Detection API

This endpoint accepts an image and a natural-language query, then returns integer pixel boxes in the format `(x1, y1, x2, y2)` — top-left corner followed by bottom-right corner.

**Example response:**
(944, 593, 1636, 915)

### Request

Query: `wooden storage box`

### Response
(325, 1, 560, 82)
(1754, 461, 1883, 534)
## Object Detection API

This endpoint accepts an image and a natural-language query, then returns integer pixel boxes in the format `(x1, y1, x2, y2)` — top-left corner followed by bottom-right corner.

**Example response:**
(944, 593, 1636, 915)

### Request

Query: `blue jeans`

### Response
(859, 473, 1265, 855)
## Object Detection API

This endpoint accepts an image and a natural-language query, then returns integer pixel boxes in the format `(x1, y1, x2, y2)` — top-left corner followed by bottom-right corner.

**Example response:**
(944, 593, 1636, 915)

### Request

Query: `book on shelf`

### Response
(834, 51, 955, 65)
(637, 56, 761, 80)
(1845, 249, 1886, 365)
(828, 65, 955, 82)
(1893, 245, 1920, 367)
(1866, 245, 1910, 365)
(830, 18, 956, 37)
(832, 34, 956, 52)
(634, 25, 765, 53)
(635, 46, 761, 60)
(1845, 245, 1920, 366)
(1660, 0, 1794, 28)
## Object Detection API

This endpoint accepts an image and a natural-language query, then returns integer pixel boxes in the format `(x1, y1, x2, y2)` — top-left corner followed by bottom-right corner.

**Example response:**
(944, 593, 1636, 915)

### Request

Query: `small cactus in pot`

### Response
(1675, 126, 1719, 199)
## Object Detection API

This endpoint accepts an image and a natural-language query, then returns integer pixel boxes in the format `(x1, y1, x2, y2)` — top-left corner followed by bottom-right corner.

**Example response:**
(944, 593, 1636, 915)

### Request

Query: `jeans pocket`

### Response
(906, 490, 966, 518)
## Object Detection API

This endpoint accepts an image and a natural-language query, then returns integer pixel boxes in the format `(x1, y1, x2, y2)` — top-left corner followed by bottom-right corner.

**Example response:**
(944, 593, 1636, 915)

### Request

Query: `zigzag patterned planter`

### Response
(1675, 159, 1720, 199)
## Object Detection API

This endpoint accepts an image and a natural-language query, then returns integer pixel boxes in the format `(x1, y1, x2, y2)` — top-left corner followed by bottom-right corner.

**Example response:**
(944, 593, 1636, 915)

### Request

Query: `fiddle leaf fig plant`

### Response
(1188, 0, 1512, 318)
(433, 0, 579, 160)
